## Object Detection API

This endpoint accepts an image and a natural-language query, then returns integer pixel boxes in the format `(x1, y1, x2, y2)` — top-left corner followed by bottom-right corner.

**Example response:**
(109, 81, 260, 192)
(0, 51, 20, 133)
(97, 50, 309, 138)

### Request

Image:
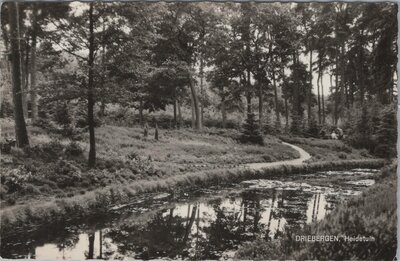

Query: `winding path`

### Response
(245, 142, 312, 170)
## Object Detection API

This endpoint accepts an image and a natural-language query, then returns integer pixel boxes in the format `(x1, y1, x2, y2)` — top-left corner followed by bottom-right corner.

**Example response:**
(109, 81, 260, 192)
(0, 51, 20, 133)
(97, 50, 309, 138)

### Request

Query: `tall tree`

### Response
(87, 2, 96, 167)
(8, 2, 29, 147)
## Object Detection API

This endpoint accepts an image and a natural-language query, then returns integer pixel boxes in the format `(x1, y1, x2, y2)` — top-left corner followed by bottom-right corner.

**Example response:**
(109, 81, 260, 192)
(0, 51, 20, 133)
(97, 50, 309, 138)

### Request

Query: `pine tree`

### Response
(374, 108, 396, 158)
(240, 113, 264, 145)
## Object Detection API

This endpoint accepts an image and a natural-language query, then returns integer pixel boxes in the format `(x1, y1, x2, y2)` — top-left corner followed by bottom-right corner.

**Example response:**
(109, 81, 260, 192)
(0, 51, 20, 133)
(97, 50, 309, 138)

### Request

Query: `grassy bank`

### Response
(1, 120, 299, 205)
(1, 158, 385, 237)
(279, 135, 373, 162)
(236, 162, 396, 260)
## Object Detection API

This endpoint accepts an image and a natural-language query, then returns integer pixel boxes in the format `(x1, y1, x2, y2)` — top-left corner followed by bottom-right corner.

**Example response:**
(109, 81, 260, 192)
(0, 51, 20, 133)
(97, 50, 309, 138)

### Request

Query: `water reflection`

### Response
(1, 169, 378, 260)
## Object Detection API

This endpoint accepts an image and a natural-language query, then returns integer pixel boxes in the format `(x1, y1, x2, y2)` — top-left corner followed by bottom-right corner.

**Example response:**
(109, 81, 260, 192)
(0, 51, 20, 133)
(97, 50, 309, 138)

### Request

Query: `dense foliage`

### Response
(1, 2, 397, 166)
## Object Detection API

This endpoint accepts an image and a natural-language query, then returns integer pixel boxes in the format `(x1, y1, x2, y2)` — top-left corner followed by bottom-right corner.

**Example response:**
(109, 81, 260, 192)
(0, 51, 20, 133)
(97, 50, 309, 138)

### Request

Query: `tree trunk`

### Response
(173, 99, 177, 129)
(30, 2, 38, 123)
(199, 57, 204, 126)
(22, 36, 29, 119)
(246, 69, 252, 117)
(317, 65, 321, 124)
(190, 91, 195, 128)
(99, 20, 106, 118)
(87, 233, 95, 259)
(8, 2, 29, 147)
(340, 42, 346, 112)
(258, 82, 263, 130)
(292, 52, 300, 131)
(87, 3, 96, 168)
(154, 121, 159, 140)
(334, 51, 339, 125)
(177, 99, 182, 129)
(139, 98, 143, 126)
(321, 72, 325, 125)
(99, 230, 103, 259)
(221, 90, 226, 129)
(284, 97, 289, 130)
(272, 63, 280, 129)
(308, 48, 313, 125)
(282, 68, 289, 130)
(359, 47, 365, 105)
(189, 79, 201, 130)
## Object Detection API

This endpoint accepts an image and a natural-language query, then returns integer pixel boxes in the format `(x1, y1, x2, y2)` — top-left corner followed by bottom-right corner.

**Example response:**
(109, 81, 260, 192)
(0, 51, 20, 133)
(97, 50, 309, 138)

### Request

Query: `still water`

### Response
(1, 168, 378, 260)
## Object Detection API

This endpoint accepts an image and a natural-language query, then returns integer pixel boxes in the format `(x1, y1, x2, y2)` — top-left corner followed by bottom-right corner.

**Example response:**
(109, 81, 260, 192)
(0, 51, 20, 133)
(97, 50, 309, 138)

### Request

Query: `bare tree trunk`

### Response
(284, 97, 289, 130)
(307, 48, 313, 125)
(317, 66, 321, 124)
(99, 21, 106, 118)
(359, 47, 365, 105)
(87, 233, 95, 259)
(199, 57, 204, 126)
(190, 92, 195, 129)
(282, 68, 289, 131)
(340, 42, 346, 112)
(30, 4, 39, 123)
(22, 36, 29, 119)
(258, 83, 263, 129)
(99, 230, 103, 259)
(8, 2, 29, 147)
(173, 99, 177, 129)
(246, 69, 252, 117)
(221, 91, 226, 128)
(189, 79, 201, 130)
(291, 51, 301, 132)
(177, 99, 182, 129)
(87, 3, 96, 168)
(272, 64, 280, 129)
(321, 73, 325, 125)
(139, 98, 143, 126)
(334, 52, 339, 125)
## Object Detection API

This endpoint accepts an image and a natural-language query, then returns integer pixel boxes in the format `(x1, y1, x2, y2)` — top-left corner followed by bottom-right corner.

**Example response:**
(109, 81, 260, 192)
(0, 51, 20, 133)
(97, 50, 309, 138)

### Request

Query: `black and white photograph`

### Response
(0, 1, 397, 260)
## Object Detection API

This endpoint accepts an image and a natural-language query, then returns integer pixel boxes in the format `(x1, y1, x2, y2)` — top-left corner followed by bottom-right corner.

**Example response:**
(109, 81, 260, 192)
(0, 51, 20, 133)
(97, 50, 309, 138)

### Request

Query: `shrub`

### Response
(40, 160, 82, 188)
(0, 185, 8, 199)
(22, 184, 41, 195)
(3, 167, 32, 193)
(65, 141, 83, 157)
(26, 140, 64, 161)
(74, 104, 102, 129)
(307, 118, 319, 137)
(54, 102, 71, 127)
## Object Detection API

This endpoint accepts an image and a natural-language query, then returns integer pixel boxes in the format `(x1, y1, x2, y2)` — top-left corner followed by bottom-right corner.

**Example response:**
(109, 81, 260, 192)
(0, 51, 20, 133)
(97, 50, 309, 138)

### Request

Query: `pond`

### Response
(1, 168, 379, 260)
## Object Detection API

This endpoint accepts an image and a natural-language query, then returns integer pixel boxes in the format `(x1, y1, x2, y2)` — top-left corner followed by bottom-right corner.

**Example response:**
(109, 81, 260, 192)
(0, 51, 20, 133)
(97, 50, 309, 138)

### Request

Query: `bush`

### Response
(0, 185, 8, 199)
(307, 118, 319, 137)
(3, 166, 33, 193)
(0, 99, 13, 118)
(54, 102, 72, 127)
(40, 160, 82, 188)
(27, 140, 64, 161)
(22, 184, 42, 195)
(74, 104, 102, 129)
(65, 141, 83, 157)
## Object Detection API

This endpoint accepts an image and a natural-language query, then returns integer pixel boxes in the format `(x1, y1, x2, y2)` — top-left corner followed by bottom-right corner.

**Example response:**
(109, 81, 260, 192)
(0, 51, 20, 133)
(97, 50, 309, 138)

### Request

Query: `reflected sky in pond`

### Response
(1, 168, 379, 260)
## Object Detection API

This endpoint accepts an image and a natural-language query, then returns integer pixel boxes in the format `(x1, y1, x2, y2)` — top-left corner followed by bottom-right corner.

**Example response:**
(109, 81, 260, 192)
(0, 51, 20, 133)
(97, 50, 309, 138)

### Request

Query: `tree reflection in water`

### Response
(2, 169, 377, 259)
